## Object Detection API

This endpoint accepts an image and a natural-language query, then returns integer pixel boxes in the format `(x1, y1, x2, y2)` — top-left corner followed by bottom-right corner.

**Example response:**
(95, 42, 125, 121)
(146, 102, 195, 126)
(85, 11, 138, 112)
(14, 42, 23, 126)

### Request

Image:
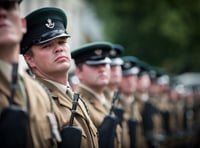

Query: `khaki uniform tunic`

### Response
(118, 94, 146, 148)
(77, 85, 122, 148)
(136, 92, 164, 147)
(37, 78, 99, 148)
(151, 94, 166, 135)
(0, 63, 56, 148)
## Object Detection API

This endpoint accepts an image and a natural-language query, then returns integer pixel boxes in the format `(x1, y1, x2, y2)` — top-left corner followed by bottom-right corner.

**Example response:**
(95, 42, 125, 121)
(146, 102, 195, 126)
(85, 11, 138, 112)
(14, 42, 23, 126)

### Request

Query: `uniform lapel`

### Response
(36, 78, 86, 119)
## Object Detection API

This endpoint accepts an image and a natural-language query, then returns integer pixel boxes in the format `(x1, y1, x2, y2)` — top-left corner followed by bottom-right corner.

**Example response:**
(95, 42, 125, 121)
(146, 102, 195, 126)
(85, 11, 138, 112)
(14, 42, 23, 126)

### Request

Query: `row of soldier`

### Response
(69, 42, 200, 148)
(0, 0, 199, 147)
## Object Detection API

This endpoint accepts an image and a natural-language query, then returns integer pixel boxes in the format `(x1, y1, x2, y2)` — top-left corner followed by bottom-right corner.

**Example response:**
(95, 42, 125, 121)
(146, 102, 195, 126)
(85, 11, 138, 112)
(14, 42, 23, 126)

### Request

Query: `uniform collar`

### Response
(42, 78, 70, 95)
(79, 83, 107, 104)
(120, 93, 135, 104)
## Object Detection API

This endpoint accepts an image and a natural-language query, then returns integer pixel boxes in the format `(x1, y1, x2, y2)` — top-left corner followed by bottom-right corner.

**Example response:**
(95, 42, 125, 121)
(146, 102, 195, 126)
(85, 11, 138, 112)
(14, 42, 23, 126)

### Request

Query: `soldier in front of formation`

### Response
(72, 42, 122, 148)
(20, 7, 99, 148)
(0, 0, 61, 147)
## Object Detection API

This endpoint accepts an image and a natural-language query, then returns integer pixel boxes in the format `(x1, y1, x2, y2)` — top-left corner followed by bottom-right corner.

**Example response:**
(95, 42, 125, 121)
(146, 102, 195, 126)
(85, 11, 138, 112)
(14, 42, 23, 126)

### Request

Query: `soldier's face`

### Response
(76, 63, 111, 89)
(25, 37, 71, 78)
(0, 1, 26, 46)
(109, 65, 122, 86)
(120, 74, 138, 95)
(137, 74, 151, 91)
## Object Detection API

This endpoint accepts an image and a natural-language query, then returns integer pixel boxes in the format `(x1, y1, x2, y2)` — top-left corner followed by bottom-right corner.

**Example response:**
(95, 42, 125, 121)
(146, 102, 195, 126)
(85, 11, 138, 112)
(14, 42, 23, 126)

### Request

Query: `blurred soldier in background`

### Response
(0, 0, 61, 147)
(149, 69, 177, 148)
(168, 85, 183, 135)
(72, 42, 122, 148)
(68, 71, 80, 91)
(192, 86, 200, 147)
(135, 60, 164, 148)
(117, 56, 146, 148)
(103, 43, 125, 130)
(20, 7, 99, 148)
(149, 69, 171, 135)
(104, 44, 124, 102)
(167, 83, 198, 148)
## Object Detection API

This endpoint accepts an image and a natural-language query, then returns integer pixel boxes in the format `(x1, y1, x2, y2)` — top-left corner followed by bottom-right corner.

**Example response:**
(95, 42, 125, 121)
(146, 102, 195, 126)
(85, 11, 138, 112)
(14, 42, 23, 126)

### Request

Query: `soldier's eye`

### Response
(0, 2, 17, 10)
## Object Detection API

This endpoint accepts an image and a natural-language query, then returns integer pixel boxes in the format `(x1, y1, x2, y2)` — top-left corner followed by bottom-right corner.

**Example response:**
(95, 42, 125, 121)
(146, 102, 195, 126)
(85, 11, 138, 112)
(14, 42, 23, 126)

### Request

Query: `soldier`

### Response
(0, 0, 61, 147)
(136, 61, 164, 148)
(149, 69, 176, 147)
(72, 42, 122, 148)
(104, 44, 124, 102)
(149, 69, 171, 135)
(117, 56, 146, 148)
(103, 43, 125, 129)
(20, 7, 99, 148)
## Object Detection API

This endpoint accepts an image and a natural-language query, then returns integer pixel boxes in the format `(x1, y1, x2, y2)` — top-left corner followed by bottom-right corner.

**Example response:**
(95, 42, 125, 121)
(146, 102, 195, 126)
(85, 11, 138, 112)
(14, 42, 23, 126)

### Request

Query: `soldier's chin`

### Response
(0, 39, 20, 47)
(0, 34, 21, 44)
(57, 63, 71, 73)
(99, 80, 110, 85)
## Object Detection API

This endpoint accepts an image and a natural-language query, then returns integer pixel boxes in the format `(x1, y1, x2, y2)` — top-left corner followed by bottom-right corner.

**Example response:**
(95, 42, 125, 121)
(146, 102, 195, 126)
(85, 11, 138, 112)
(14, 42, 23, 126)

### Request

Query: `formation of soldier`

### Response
(0, 0, 200, 148)
(70, 42, 200, 148)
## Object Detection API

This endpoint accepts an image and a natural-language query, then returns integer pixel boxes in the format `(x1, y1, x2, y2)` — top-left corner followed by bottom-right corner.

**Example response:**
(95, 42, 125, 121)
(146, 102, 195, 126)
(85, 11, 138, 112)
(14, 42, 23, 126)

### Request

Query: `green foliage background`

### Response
(86, 0, 200, 75)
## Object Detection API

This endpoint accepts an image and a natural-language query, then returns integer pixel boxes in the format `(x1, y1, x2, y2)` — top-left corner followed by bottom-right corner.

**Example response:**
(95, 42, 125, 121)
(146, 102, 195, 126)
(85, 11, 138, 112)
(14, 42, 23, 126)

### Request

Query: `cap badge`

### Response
(124, 62, 131, 68)
(94, 49, 103, 55)
(45, 19, 55, 29)
(110, 49, 117, 56)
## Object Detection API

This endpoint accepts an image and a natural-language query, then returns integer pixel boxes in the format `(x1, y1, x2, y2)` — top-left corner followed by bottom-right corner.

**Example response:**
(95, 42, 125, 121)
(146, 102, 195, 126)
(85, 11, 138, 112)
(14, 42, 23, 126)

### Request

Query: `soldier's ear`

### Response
(74, 67, 82, 80)
(24, 54, 35, 69)
(21, 18, 27, 34)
